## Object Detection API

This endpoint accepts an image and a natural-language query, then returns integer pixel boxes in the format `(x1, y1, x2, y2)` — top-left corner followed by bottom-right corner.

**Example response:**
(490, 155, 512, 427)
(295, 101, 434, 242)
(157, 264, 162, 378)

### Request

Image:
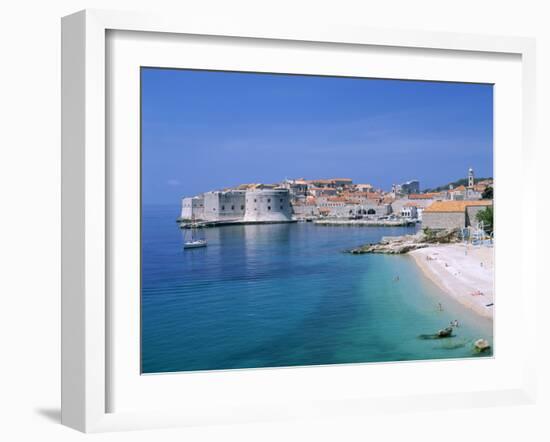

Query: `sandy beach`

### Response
(409, 243, 494, 319)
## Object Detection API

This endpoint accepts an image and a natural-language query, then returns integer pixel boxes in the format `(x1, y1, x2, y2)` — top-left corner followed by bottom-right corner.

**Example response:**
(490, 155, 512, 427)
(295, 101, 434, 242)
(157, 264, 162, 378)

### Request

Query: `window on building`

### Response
(280, 199, 283, 202)
(231, 205, 234, 210)
(280, 205, 283, 210)
(267, 198, 271, 203)
(221, 205, 225, 211)
(254, 199, 257, 203)
(267, 206, 271, 211)
(241, 205, 244, 210)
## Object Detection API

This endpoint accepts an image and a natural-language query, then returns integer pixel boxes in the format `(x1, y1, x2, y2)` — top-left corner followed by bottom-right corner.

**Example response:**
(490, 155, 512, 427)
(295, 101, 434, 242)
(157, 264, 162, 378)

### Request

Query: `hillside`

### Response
(423, 177, 493, 193)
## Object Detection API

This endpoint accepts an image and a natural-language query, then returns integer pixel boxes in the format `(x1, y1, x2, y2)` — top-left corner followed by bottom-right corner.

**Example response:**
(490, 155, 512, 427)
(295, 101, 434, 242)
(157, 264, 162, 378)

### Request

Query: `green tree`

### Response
(476, 206, 493, 234)
(481, 186, 493, 199)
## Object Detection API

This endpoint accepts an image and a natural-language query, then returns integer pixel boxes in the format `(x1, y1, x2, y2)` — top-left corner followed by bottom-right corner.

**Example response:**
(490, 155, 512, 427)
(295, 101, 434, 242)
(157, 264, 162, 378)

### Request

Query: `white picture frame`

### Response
(61, 9, 538, 433)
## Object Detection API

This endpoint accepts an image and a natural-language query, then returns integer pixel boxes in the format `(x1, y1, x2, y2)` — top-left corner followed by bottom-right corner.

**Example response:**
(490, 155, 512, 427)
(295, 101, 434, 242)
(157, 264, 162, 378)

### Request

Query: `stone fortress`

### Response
(181, 185, 293, 224)
(180, 167, 493, 228)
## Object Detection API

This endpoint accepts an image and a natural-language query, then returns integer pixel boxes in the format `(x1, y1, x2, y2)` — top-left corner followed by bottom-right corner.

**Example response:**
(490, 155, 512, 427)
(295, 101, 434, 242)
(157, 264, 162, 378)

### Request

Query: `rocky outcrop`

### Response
(474, 338, 491, 352)
(348, 228, 460, 254)
(418, 228, 461, 244)
(349, 241, 428, 254)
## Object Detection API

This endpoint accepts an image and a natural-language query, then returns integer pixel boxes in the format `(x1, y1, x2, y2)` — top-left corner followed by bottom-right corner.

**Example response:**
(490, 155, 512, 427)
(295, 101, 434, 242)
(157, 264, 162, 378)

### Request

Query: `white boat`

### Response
(183, 239, 207, 249)
(184, 217, 207, 249)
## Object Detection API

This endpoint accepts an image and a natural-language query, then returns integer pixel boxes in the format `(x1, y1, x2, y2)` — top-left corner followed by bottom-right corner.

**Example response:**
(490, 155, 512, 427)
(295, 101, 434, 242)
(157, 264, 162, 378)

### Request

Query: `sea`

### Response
(141, 204, 493, 374)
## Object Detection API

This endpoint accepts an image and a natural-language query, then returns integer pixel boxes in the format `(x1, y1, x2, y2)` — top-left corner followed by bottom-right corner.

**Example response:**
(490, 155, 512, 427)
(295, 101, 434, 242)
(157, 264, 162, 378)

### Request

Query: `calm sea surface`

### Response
(142, 204, 493, 373)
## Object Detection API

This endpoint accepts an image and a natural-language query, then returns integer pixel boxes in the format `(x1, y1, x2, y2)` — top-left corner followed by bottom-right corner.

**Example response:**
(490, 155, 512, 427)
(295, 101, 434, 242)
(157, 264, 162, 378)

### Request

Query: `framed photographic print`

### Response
(141, 68, 495, 374)
(61, 9, 538, 432)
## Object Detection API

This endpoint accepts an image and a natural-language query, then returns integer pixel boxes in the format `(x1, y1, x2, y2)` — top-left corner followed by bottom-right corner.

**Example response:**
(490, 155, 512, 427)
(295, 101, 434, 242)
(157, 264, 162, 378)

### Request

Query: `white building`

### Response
(292, 203, 319, 218)
(392, 180, 420, 196)
(354, 183, 373, 192)
(316, 199, 391, 218)
(281, 179, 308, 197)
(400, 203, 418, 219)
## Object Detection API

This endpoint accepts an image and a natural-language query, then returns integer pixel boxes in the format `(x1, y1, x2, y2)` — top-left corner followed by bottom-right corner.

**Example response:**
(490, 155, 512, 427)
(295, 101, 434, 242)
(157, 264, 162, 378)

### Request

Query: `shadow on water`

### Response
(437, 339, 470, 349)
(417, 333, 455, 340)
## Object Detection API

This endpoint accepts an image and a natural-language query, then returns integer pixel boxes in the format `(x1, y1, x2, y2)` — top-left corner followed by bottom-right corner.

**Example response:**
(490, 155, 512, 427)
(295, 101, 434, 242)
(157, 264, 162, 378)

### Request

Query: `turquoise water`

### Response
(142, 205, 493, 374)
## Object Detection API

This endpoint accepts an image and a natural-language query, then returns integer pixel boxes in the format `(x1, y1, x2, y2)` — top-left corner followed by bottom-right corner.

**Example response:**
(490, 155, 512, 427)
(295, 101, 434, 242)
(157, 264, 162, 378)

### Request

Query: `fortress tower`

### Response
(244, 188, 292, 222)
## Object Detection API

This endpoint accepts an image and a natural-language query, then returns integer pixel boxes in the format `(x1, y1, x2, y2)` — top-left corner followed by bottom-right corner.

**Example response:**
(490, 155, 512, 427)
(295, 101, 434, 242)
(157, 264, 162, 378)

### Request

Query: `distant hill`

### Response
(423, 177, 493, 193)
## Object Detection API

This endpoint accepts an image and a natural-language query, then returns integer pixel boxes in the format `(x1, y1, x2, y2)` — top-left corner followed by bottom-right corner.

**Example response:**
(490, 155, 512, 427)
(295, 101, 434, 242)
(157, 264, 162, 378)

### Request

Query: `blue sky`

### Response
(141, 68, 493, 205)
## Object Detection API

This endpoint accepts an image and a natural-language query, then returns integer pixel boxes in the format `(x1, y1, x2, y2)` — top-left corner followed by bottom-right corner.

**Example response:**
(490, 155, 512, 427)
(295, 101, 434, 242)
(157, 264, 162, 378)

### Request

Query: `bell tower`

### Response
(468, 167, 474, 188)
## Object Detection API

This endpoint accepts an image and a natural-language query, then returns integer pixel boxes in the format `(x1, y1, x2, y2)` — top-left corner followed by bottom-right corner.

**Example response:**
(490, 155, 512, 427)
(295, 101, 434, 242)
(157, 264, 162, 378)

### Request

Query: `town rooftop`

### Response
(424, 200, 492, 213)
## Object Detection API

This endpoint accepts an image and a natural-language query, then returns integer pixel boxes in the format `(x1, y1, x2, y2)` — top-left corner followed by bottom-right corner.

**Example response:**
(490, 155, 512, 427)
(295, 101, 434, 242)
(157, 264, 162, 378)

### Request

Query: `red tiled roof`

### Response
(367, 193, 383, 199)
(408, 193, 438, 200)
(450, 185, 466, 192)
(305, 196, 317, 204)
(306, 178, 353, 184)
(326, 197, 358, 204)
(424, 200, 492, 213)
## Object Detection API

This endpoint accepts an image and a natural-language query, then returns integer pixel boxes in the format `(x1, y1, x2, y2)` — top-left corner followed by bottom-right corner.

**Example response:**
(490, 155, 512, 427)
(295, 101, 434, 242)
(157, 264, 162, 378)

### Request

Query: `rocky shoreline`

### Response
(348, 228, 460, 254)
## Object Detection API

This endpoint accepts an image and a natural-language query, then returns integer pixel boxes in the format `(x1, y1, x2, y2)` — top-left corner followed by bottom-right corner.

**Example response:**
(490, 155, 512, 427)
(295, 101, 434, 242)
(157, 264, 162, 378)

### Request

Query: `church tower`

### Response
(468, 167, 474, 188)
